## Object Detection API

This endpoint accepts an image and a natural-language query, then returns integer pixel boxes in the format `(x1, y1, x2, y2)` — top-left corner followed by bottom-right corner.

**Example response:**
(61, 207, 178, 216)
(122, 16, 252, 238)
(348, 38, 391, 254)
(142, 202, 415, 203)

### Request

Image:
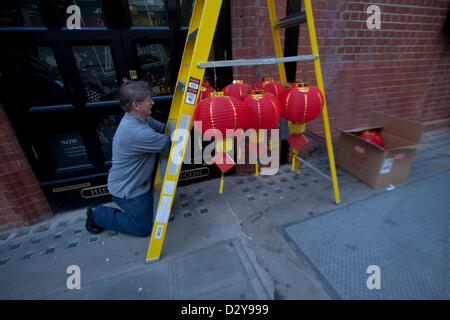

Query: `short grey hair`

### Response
(119, 80, 152, 112)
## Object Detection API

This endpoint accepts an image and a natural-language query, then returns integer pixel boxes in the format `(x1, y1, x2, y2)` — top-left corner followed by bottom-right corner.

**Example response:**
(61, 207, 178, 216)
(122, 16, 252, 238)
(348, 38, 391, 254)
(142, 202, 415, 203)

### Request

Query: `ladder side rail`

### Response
(267, 0, 287, 84)
(151, 0, 208, 212)
(146, 0, 224, 262)
(303, 0, 340, 204)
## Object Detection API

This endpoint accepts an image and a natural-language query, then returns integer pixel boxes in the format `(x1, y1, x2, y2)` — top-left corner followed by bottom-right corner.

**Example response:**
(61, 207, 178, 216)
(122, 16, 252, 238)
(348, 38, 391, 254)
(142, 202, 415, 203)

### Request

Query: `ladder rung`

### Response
(176, 80, 186, 92)
(187, 28, 198, 41)
(197, 54, 318, 69)
(275, 12, 307, 29)
(295, 155, 332, 182)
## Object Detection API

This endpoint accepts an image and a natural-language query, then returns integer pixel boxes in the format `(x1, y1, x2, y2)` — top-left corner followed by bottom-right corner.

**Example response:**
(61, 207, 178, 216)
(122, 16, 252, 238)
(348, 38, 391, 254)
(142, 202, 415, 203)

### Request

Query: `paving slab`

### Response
(283, 170, 450, 299)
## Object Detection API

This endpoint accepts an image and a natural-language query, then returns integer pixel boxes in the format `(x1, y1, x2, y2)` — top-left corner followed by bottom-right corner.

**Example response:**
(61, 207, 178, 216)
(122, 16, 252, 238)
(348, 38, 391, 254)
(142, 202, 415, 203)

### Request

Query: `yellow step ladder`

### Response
(146, 0, 340, 263)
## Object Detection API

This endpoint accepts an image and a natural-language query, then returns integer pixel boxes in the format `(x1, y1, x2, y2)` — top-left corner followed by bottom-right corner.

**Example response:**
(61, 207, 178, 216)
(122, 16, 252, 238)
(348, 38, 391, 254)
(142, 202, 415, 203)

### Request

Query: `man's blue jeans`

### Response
(93, 190, 154, 237)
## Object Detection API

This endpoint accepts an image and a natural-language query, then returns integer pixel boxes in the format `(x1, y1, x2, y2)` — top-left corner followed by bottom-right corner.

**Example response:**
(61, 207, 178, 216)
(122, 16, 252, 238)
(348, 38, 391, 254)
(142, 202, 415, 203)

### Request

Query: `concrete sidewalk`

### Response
(0, 128, 448, 300)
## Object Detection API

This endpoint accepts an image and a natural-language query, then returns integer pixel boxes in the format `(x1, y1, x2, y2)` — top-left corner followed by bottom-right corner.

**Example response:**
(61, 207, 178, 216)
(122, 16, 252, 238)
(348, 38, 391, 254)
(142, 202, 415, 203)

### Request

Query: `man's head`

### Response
(119, 80, 155, 120)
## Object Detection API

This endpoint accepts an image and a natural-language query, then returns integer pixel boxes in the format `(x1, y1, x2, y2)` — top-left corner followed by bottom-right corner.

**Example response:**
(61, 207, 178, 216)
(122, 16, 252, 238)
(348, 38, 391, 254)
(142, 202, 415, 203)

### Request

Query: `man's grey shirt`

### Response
(107, 112, 170, 199)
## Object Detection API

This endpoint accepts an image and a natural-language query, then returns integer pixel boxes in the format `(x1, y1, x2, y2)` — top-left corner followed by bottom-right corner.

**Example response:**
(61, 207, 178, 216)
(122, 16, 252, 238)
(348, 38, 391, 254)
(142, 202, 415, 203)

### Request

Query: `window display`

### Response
(136, 42, 172, 96)
(128, 0, 167, 26)
(0, 0, 44, 27)
(96, 114, 121, 163)
(5, 46, 69, 107)
(56, 0, 104, 27)
(72, 45, 119, 102)
(48, 131, 92, 172)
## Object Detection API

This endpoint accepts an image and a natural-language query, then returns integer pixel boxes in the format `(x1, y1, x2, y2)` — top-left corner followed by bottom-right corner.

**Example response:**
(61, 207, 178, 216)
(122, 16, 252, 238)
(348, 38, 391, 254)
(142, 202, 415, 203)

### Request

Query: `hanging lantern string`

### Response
(299, 57, 303, 83)
(213, 66, 218, 91)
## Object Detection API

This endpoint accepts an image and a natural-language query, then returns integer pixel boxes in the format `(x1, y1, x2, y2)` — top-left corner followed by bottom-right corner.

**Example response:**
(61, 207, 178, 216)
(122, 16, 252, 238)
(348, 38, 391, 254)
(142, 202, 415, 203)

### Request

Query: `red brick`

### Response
(7, 214, 24, 223)
(0, 208, 14, 217)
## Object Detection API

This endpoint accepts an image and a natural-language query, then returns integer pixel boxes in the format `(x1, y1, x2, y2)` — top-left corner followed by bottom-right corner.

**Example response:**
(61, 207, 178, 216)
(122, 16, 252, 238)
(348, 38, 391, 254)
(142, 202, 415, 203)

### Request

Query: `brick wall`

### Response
(231, 0, 450, 137)
(0, 103, 52, 231)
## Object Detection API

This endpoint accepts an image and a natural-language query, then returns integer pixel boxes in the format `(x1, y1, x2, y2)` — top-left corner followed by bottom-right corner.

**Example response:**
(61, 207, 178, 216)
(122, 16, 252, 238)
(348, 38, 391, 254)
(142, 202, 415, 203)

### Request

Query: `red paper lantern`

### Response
(193, 92, 247, 194)
(359, 130, 383, 147)
(222, 80, 251, 101)
(254, 77, 285, 97)
(243, 89, 280, 130)
(193, 92, 248, 138)
(283, 82, 324, 123)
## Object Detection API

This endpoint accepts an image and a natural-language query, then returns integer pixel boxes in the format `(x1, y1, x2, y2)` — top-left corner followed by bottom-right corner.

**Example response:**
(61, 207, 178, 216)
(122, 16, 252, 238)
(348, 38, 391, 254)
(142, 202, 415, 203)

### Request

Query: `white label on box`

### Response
(380, 158, 394, 174)
(155, 195, 172, 223)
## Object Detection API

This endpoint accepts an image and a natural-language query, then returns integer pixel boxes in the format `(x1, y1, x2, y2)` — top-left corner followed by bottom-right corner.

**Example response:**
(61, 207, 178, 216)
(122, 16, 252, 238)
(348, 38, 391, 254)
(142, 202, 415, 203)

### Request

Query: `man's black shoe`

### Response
(86, 205, 105, 234)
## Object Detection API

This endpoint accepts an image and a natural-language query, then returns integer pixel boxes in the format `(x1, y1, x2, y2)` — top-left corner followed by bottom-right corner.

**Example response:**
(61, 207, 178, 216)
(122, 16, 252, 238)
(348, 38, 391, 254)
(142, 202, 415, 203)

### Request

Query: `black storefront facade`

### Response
(0, 0, 232, 214)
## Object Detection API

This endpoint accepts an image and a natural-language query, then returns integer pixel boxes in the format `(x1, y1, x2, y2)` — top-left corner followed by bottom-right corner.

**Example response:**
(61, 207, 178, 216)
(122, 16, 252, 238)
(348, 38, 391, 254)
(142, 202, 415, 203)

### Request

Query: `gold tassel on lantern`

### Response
(249, 131, 260, 176)
(291, 150, 297, 172)
(197, 135, 202, 151)
(215, 136, 233, 153)
(288, 121, 306, 174)
(215, 136, 234, 194)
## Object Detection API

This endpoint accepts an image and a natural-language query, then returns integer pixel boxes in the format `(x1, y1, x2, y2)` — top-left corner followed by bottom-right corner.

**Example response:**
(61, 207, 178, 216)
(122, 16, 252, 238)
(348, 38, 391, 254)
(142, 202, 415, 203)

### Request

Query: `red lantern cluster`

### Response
(192, 77, 327, 190)
(195, 78, 326, 130)
(194, 78, 326, 136)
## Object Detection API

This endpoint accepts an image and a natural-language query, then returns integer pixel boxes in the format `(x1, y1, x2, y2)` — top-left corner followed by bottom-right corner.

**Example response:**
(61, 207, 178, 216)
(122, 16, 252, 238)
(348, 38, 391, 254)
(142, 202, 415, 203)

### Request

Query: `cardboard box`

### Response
(336, 112, 424, 188)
